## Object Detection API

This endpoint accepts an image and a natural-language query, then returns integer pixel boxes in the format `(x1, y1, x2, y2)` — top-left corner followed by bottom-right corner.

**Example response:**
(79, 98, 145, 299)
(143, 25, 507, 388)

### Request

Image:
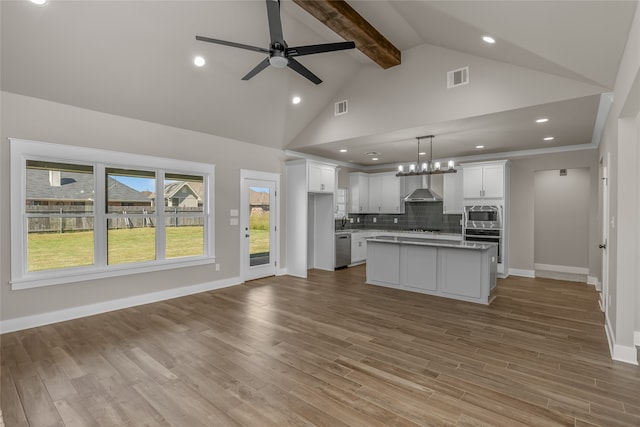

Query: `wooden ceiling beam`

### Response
(292, 0, 401, 69)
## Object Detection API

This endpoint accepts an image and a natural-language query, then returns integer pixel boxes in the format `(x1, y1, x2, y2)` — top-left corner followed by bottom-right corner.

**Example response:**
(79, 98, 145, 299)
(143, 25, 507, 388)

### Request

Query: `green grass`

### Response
(28, 227, 204, 271)
(250, 212, 270, 255)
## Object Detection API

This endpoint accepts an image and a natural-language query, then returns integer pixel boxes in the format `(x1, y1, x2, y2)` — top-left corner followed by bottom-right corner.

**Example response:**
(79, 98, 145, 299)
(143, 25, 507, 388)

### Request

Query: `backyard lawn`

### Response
(28, 219, 270, 272)
(28, 226, 205, 271)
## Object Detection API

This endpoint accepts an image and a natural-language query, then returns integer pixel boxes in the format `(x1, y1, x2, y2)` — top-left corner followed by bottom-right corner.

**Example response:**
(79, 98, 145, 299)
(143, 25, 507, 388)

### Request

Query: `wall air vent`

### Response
(447, 66, 469, 88)
(335, 100, 348, 116)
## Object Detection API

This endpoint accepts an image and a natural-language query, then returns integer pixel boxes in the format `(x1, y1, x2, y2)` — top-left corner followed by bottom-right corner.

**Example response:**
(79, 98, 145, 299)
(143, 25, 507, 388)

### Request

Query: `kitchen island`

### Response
(366, 235, 498, 305)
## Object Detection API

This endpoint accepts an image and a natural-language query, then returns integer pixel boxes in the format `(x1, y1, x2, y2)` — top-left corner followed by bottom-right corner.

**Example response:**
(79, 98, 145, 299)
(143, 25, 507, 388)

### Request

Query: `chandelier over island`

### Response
(396, 135, 457, 177)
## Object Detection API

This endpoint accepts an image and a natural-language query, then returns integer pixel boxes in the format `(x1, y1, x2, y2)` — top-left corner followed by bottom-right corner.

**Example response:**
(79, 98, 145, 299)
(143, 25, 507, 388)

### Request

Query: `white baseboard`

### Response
(508, 268, 535, 278)
(276, 268, 288, 276)
(605, 314, 639, 365)
(635, 331, 640, 347)
(587, 276, 599, 287)
(534, 263, 588, 275)
(0, 276, 242, 334)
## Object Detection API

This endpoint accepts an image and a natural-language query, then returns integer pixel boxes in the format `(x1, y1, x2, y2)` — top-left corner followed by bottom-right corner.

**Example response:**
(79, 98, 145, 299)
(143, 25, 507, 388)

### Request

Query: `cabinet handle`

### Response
(321, 183, 325, 191)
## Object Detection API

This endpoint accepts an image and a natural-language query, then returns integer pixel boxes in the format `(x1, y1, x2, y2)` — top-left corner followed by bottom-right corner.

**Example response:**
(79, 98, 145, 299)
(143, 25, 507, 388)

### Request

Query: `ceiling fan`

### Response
(196, 0, 355, 85)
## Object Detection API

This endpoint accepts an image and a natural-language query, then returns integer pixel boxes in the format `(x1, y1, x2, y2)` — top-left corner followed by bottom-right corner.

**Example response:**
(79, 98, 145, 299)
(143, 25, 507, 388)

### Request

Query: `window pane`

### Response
(250, 187, 270, 266)
(26, 161, 94, 214)
(165, 216, 204, 258)
(27, 217, 94, 271)
(106, 168, 155, 214)
(164, 174, 204, 213)
(107, 219, 155, 265)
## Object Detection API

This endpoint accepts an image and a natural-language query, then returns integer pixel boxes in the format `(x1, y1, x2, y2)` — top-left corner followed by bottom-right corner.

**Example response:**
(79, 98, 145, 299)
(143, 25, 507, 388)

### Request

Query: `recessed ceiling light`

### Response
(536, 118, 549, 123)
(365, 151, 380, 156)
(543, 137, 555, 141)
(482, 36, 496, 44)
(476, 145, 485, 149)
(371, 158, 379, 161)
(419, 152, 426, 156)
(292, 96, 301, 105)
(194, 56, 205, 67)
(339, 149, 347, 153)
(30, 0, 47, 5)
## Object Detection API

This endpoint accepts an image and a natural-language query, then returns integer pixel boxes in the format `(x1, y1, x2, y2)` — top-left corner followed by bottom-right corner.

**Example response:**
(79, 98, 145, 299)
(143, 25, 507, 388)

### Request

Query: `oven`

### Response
(464, 205, 502, 229)
(464, 228, 501, 263)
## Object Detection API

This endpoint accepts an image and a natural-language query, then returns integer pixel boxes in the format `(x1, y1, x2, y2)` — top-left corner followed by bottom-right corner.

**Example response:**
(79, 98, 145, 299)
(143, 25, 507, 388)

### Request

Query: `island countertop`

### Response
(366, 235, 498, 305)
(366, 235, 495, 251)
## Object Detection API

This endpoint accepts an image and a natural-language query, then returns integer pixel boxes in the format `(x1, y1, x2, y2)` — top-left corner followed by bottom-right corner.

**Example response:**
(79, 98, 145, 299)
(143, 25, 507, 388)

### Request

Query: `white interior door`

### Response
(600, 154, 610, 312)
(241, 171, 279, 281)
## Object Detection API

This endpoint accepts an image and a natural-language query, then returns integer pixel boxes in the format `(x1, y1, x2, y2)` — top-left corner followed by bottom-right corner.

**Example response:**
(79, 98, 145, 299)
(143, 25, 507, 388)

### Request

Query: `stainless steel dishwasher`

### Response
(335, 232, 351, 269)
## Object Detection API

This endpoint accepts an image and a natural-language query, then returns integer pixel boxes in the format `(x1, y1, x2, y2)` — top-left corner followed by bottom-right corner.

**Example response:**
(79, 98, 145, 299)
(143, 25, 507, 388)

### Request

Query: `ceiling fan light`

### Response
(409, 164, 416, 172)
(398, 165, 404, 173)
(269, 56, 289, 68)
(448, 160, 455, 169)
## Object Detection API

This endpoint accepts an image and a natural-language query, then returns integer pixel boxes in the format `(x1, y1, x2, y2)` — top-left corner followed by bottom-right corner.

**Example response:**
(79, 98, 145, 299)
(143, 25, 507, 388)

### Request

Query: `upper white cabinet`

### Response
(349, 172, 369, 213)
(350, 172, 403, 214)
(308, 162, 335, 193)
(462, 162, 506, 199)
(443, 170, 464, 214)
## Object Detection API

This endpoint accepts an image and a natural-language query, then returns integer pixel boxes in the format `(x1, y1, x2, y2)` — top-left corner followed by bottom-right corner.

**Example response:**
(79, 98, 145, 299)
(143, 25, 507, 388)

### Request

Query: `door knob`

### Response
(599, 243, 607, 249)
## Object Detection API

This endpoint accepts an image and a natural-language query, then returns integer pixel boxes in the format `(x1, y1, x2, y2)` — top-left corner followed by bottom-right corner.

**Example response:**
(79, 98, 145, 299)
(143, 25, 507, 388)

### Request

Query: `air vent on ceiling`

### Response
(335, 100, 348, 116)
(560, 169, 567, 176)
(447, 66, 469, 88)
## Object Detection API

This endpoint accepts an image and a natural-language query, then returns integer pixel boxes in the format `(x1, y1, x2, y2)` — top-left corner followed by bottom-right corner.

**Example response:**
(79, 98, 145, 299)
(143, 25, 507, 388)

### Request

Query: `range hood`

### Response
(403, 175, 442, 202)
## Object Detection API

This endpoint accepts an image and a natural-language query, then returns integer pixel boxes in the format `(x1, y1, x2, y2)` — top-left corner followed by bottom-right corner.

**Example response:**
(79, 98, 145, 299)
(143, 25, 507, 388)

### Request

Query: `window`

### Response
(10, 139, 215, 289)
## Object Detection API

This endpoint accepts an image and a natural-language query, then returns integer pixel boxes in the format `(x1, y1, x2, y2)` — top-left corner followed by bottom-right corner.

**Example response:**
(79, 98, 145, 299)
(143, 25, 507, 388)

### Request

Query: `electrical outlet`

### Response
(393, 218, 398, 224)
(373, 217, 377, 223)
(215, 264, 220, 271)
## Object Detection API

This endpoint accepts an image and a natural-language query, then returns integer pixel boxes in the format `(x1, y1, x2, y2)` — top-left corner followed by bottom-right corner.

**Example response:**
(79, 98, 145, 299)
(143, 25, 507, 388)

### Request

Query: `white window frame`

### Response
(10, 138, 215, 290)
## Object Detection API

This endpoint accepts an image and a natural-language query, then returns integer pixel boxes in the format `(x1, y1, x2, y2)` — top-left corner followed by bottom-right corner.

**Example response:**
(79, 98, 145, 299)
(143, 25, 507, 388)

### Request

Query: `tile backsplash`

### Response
(335, 201, 462, 234)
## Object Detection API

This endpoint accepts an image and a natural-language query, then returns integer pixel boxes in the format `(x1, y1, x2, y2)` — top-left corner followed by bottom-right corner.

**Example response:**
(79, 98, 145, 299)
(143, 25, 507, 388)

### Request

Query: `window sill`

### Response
(10, 257, 216, 290)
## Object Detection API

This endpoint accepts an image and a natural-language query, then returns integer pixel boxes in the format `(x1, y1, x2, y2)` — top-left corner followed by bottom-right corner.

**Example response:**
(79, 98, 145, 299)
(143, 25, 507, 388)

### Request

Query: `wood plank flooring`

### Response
(2, 266, 639, 426)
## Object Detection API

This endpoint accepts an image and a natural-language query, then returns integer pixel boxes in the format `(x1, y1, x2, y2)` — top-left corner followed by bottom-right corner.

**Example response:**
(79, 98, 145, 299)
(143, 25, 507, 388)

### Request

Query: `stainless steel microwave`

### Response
(464, 205, 502, 229)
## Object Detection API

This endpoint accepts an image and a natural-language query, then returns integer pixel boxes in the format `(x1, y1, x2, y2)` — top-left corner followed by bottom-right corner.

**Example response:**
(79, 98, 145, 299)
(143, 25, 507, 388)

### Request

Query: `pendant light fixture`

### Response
(396, 135, 457, 177)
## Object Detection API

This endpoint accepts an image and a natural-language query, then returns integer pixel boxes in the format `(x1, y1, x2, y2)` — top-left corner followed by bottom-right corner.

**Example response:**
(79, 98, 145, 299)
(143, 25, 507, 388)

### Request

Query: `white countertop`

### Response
(366, 235, 495, 251)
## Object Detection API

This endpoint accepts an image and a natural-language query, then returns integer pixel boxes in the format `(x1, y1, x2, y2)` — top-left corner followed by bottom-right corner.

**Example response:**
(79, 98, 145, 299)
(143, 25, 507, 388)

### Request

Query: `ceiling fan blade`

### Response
(287, 58, 322, 85)
(265, 0, 285, 45)
(287, 41, 356, 57)
(196, 35, 269, 54)
(241, 57, 271, 81)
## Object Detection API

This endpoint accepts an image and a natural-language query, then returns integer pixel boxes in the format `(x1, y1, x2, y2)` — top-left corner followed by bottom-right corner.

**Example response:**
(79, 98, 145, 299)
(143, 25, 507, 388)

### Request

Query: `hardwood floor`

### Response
(2, 266, 639, 426)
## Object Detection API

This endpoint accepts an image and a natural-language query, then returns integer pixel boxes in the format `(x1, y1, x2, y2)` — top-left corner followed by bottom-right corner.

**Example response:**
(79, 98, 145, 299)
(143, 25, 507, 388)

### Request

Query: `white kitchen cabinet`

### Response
(351, 231, 369, 264)
(368, 174, 383, 212)
(462, 162, 505, 199)
(443, 170, 463, 214)
(368, 172, 403, 213)
(308, 162, 335, 193)
(350, 172, 404, 213)
(381, 174, 403, 213)
(349, 172, 369, 213)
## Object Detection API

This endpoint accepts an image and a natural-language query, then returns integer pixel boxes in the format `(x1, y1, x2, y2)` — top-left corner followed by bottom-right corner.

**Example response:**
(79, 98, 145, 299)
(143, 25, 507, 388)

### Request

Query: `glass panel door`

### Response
(241, 172, 278, 281)
(249, 185, 271, 266)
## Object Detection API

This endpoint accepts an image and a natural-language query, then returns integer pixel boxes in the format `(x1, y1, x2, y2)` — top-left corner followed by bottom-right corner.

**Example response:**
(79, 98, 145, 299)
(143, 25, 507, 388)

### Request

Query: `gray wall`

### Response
(597, 1, 640, 352)
(508, 150, 599, 276)
(534, 168, 591, 269)
(0, 91, 287, 322)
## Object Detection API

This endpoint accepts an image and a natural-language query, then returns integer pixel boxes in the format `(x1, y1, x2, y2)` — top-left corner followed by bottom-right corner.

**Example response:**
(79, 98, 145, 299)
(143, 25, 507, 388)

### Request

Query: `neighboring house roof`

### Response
(250, 190, 269, 206)
(164, 182, 202, 200)
(27, 169, 150, 203)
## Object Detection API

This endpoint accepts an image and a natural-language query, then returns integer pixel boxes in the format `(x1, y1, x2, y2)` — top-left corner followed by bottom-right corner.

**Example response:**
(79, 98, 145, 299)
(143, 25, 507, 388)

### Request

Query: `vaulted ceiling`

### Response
(1, 1, 636, 167)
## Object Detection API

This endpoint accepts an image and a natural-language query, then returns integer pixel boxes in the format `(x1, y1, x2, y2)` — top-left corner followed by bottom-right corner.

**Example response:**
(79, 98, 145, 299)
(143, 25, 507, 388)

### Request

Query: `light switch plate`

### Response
(230, 218, 239, 225)
(230, 209, 239, 217)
